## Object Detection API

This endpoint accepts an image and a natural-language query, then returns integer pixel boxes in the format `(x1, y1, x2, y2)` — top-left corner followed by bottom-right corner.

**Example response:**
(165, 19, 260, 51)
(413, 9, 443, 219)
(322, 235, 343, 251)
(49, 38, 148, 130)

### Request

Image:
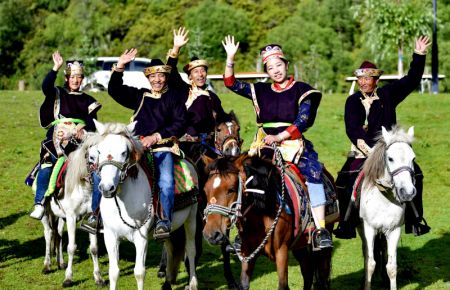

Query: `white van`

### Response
(81, 57, 152, 91)
(81, 56, 212, 92)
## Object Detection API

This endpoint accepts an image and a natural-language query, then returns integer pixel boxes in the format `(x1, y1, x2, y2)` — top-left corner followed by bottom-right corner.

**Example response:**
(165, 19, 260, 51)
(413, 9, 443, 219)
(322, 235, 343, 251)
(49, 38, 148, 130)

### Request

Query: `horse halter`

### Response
(386, 141, 416, 185)
(203, 169, 243, 228)
(97, 151, 136, 185)
(215, 122, 242, 154)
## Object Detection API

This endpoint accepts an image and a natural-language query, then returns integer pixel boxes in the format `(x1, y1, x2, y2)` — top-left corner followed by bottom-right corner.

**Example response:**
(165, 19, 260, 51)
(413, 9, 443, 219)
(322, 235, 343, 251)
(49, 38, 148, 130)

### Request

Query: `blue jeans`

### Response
(35, 163, 53, 204)
(91, 172, 101, 212)
(154, 151, 175, 224)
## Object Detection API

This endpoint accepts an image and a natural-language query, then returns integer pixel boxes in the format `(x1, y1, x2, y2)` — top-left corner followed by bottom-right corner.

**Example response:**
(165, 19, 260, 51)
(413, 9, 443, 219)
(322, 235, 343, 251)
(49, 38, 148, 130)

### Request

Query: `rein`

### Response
(113, 195, 153, 230)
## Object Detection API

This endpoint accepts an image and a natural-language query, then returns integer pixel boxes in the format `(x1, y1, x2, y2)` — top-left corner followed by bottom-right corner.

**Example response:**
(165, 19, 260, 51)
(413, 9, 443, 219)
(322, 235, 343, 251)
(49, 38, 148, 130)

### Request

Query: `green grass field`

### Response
(0, 90, 449, 289)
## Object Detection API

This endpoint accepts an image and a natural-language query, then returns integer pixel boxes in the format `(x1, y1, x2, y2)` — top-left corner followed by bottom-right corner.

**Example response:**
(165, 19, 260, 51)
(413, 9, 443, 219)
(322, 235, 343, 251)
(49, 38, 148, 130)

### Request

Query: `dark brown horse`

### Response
(202, 153, 333, 290)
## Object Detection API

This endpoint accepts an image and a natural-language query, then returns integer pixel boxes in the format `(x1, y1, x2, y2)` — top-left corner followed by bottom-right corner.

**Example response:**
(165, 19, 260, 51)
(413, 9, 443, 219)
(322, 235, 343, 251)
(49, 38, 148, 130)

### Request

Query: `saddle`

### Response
(141, 153, 199, 220)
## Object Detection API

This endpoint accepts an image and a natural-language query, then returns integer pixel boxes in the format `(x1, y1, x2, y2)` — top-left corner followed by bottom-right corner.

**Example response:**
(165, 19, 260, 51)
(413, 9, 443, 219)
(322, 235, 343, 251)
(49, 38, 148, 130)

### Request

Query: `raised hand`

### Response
(415, 36, 431, 54)
(118, 48, 138, 68)
(222, 35, 239, 60)
(52, 51, 64, 71)
(173, 27, 189, 49)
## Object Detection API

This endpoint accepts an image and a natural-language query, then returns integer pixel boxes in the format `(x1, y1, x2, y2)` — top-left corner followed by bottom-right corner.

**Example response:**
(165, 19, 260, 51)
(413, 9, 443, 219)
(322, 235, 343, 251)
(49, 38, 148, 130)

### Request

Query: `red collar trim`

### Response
(271, 76, 295, 92)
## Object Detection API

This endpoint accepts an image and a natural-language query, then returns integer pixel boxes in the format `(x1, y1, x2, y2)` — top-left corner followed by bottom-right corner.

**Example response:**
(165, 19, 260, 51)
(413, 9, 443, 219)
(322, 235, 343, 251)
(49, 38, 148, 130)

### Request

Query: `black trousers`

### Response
(335, 157, 424, 228)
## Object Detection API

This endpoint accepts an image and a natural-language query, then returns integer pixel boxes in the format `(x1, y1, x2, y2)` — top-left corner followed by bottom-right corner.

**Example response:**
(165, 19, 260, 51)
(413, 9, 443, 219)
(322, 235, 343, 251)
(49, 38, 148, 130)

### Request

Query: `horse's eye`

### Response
(121, 151, 127, 157)
(227, 188, 235, 195)
(388, 157, 394, 162)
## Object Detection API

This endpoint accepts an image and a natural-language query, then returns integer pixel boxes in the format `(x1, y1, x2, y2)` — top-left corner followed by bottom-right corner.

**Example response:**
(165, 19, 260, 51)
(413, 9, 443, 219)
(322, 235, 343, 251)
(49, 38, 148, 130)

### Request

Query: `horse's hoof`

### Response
(58, 263, 67, 270)
(42, 267, 51, 274)
(161, 281, 172, 290)
(62, 279, 73, 288)
(228, 281, 240, 290)
(95, 279, 108, 287)
(157, 270, 166, 278)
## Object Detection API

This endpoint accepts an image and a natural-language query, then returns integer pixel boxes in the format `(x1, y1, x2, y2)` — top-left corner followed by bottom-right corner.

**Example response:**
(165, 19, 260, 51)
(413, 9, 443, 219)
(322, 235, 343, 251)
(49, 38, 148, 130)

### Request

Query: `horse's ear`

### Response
(201, 154, 215, 167)
(407, 126, 414, 138)
(381, 126, 391, 144)
(233, 153, 247, 169)
(94, 119, 105, 135)
(127, 121, 137, 134)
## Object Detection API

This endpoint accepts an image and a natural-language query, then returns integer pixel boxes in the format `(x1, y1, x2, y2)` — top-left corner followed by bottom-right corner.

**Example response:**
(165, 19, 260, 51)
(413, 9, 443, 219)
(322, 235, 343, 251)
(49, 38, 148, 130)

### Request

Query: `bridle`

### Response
(204, 146, 286, 263)
(376, 141, 415, 199)
(214, 121, 242, 154)
(97, 151, 137, 185)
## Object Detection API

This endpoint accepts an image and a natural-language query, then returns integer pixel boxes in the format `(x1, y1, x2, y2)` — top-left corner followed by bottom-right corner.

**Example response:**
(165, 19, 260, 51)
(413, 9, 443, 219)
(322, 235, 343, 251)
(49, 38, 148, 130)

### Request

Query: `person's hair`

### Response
(263, 58, 289, 73)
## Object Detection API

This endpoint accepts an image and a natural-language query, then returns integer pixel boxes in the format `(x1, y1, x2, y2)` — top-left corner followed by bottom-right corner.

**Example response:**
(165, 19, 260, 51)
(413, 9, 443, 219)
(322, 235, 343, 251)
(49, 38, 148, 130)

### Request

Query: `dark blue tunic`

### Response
(108, 70, 186, 139)
(225, 77, 323, 182)
(345, 53, 426, 148)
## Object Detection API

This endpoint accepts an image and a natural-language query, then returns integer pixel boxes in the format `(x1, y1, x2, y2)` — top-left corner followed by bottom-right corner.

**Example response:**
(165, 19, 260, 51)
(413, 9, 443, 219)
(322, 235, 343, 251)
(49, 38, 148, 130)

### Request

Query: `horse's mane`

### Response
(65, 132, 103, 194)
(205, 156, 240, 176)
(100, 122, 144, 157)
(363, 126, 414, 185)
(241, 155, 279, 215)
(216, 110, 240, 126)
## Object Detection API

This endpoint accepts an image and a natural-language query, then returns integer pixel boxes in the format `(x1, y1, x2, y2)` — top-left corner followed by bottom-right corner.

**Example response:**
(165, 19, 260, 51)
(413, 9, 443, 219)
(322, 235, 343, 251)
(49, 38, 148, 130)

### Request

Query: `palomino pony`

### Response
(357, 126, 417, 290)
(93, 120, 198, 290)
(40, 132, 105, 287)
(202, 150, 334, 290)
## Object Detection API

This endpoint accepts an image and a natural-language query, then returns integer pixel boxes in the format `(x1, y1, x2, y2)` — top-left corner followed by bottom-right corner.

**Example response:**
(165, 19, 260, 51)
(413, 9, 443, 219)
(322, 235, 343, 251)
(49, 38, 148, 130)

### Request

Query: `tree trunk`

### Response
(397, 45, 404, 76)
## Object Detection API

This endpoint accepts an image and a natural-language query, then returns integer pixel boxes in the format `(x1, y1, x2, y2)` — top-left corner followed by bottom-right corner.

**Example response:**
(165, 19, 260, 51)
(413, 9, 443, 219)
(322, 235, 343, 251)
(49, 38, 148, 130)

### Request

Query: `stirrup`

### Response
(412, 218, 430, 236)
(312, 228, 333, 251)
(153, 223, 171, 241)
(80, 214, 99, 235)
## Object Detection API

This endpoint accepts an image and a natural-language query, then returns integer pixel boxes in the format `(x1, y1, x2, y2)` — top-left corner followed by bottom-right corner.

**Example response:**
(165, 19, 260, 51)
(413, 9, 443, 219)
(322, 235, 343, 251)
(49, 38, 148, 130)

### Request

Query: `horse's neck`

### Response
(118, 164, 152, 203)
(375, 169, 393, 189)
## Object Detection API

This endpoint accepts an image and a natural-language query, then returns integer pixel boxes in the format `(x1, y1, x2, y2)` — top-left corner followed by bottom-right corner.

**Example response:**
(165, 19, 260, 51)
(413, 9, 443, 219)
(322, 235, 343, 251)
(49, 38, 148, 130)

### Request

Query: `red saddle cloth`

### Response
(282, 162, 339, 247)
(56, 160, 70, 190)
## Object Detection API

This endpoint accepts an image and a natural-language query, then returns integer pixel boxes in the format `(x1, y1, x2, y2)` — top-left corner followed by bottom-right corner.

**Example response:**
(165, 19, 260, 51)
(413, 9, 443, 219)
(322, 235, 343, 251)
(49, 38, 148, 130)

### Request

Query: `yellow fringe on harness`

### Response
(249, 127, 304, 164)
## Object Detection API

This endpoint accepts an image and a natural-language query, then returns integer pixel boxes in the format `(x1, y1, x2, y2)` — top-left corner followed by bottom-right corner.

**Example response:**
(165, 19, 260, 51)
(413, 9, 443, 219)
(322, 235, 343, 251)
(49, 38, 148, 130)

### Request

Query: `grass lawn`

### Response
(0, 90, 449, 289)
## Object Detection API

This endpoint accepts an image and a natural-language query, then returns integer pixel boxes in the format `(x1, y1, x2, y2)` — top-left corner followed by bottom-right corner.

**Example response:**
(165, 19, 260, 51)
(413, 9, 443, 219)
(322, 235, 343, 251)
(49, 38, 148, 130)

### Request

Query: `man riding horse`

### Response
(102, 48, 187, 240)
(334, 36, 432, 239)
(30, 51, 101, 220)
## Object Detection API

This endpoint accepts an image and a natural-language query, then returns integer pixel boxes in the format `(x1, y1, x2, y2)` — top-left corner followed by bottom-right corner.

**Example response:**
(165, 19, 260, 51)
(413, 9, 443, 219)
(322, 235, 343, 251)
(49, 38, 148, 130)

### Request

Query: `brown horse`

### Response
(202, 153, 333, 290)
(214, 110, 243, 157)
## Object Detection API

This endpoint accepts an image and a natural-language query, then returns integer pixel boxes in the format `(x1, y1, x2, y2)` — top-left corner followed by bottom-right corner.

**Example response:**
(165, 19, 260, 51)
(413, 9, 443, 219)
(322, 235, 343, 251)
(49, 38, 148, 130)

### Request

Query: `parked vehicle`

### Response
(81, 57, 152, 91)
(81, 56, 214, 92)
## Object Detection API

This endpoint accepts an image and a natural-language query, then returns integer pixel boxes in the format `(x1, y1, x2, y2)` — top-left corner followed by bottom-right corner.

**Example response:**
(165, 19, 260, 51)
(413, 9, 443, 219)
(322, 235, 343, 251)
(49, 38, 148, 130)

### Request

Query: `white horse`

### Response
(94, 120, 198, 290)
(41, 132, 105, 287)
(358, 126, 417, 290)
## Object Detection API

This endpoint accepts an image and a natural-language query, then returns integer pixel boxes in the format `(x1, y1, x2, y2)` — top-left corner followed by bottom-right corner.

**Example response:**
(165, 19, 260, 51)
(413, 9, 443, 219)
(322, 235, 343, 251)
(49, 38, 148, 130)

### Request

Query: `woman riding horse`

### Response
(30, 51, 101, 220)
(222, 36, 332, 248)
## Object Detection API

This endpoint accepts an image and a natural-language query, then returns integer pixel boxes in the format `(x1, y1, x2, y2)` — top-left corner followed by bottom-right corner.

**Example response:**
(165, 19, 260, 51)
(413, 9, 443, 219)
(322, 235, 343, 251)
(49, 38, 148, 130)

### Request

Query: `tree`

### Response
(353, 0, 432, 75)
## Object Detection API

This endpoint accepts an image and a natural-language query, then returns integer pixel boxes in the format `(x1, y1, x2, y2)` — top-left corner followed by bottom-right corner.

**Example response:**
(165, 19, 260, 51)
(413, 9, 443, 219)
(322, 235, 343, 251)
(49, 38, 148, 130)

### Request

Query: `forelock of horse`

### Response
(363, 126, 413, 185)
(100, 122, 144, 158)
(205, 156, 239, 176)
